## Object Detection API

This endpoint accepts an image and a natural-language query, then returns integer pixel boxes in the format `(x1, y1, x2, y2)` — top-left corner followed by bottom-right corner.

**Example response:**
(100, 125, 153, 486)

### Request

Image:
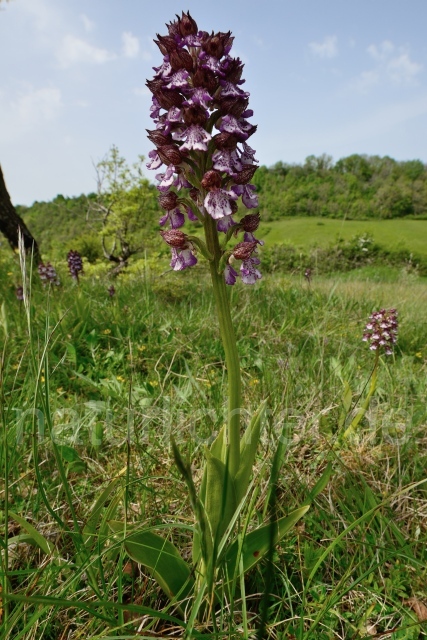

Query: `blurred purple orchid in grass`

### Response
(363, 309, 398, 355)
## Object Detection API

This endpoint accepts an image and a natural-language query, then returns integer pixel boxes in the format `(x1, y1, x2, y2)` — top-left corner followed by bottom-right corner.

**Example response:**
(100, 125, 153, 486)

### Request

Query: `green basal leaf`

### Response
(204, 449, 237, 552)
(234, 400, 266, 503)
(209, 424, 226, 462)
(221, 505, 310, 579)
(109, 521, 194, 612)
(56, 444, 87, 473)
(8, 511, 56, 556)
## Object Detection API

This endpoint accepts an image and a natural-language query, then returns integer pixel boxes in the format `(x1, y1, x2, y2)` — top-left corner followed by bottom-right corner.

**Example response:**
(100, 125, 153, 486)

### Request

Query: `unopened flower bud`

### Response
(158, 192, 179, 210)
(178, 11, 198, 37)
(146, 78, 164, 94)
(202, 32, 229, 58)
(223, 57, 244, 83)
(212, 132, 238, 150)
(183, 104, 208, 126)
(193, 67, 218, 94)
(157, 145, 183, 166)
(189, 187, 200, 202)
(146, 129, 172, 146)
(233, 165, 258, 185)
(154, 34, 177, 55)
(153, 89, 184, 110)
(241, 212, 260, 232)
(201, 170, 222, 190)
(219, 97, 249, 118)
(166, 18, 181, 38)
(161, 229, 188, 249)
(232, 241, 258, 260)
(170, 49, 194, 73)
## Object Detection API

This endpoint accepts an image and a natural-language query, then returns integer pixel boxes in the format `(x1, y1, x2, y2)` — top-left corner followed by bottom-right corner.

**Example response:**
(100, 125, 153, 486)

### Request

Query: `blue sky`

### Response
(1, 0, 427, 205)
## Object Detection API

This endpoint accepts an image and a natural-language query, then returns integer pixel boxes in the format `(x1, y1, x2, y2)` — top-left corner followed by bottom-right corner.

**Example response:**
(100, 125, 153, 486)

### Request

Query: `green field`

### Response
(260, 217, 427, 255)
(1, 254, 427, 638)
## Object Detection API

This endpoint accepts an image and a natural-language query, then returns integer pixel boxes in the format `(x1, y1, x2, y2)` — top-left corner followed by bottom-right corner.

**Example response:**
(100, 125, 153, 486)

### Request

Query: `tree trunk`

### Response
(0, 164, 40, 261)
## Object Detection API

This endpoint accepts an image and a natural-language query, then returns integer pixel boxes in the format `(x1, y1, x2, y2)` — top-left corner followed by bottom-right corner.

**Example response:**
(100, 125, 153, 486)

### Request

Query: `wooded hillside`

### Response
(253, 154, 427, 221)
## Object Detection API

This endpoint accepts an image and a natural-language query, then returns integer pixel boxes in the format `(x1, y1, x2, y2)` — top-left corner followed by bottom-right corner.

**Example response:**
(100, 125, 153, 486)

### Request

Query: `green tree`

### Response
(89, 145, 160, 272)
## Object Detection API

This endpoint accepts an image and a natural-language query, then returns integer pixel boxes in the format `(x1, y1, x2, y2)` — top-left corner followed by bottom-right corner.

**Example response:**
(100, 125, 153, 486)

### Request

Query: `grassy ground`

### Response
(1, 253, 427, 638)
(260, 217, 427, 256)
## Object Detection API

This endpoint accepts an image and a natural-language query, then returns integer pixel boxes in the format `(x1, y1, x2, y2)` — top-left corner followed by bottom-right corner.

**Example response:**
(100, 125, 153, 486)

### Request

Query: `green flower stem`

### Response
(342, 350, 379, 442)
(203, 210, 241, 478)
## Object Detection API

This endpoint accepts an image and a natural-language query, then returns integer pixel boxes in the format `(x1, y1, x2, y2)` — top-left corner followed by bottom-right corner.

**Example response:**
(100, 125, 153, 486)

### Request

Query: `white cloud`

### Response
(350, 69, 380, 93)
(15, 86, 62, 126)
(387, 52, 422, 84)
(309, 36, 338, 59)
(0, 85, 62, 145)
(18, 0, 58, 33)
(357, 40, 423, 88)
(80, 14, 95, 33)
(122, 31, 140, 58)
(367, 40, 394, 61)
(57, 35, 116, 68)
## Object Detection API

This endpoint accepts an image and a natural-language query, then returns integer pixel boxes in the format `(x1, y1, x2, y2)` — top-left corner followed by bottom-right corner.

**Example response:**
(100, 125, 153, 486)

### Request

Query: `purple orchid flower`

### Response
(146, 11, 262, 284)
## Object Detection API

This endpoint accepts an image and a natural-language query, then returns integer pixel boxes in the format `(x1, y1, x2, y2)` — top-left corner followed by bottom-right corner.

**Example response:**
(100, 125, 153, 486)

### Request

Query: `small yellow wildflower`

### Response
(249, 378, 260, 387)
(116, 375, 125, 383)
(41, 376, 45, 382)
(415, 352, 422, 358)
(150, 380, 159, 387)
(103, 329, 111, 335)
(7, 272, 13, 276)
(138, 345, 146, 351)
(57, 387, 64, 394)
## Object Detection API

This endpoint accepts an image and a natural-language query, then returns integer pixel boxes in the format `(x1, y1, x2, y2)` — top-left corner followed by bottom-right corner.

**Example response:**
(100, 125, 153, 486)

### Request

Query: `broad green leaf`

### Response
(204, 450, 237, 550)
(222, 505, 310, 578)
(342, 382, 352, 413)
(234, 400, 266, 503)
(209, 424, 226, 463)
(56, 445, 87, 473)
(109, 521, 194, 609)
(9, 511, 55, 556)
(7, 533, 42, 547)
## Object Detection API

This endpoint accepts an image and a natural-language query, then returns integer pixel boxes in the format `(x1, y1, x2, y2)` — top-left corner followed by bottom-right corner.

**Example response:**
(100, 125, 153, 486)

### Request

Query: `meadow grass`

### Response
(1, 254, 426, 639)
(260, 217, 427, 256)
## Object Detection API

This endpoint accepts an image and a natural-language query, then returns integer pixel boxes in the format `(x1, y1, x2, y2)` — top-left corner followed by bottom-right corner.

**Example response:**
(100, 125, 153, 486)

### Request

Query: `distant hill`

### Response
(12, 154, 427, 261)
(253, 154, 427, 221)
(16, 193, 99, 260)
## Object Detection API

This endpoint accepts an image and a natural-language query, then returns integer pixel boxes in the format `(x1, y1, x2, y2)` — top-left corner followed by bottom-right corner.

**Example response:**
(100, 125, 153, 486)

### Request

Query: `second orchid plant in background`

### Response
(111, 12, 329, 621)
